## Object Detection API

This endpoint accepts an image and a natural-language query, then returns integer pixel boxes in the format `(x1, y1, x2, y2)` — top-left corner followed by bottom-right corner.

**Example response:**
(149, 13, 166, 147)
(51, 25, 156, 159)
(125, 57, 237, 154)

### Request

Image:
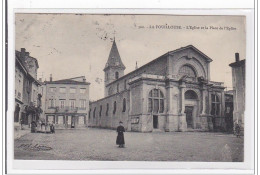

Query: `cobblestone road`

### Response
(14, 128, 243, 161)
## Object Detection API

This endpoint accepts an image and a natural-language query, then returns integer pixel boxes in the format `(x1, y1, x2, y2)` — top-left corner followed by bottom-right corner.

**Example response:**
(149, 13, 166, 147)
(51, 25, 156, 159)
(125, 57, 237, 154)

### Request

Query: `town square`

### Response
(13, 14, 245, 162)
(15, 128, 243, 161)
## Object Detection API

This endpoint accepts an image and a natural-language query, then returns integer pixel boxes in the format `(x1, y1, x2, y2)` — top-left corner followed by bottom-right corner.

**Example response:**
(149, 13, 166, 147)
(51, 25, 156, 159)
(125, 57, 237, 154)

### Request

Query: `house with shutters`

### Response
(42, 76, 90, 129)
(15, 48, 41, 127)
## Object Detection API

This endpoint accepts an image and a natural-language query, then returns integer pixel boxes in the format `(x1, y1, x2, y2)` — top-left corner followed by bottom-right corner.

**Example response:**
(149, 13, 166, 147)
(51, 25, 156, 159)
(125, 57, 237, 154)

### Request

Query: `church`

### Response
(89, 40, 226, 132)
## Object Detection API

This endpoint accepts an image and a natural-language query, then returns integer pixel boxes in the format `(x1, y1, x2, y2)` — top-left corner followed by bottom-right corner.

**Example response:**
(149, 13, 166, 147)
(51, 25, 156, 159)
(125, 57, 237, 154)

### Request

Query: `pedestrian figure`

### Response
(46, 121, 51, 133)
(31, 121, 37, 133)
(50, 121, 55, 134)
(235, 123, 241, 138)
(20, 118, 23, 130)
(37, 120, 41, 132)
(116, 121, 125, 148)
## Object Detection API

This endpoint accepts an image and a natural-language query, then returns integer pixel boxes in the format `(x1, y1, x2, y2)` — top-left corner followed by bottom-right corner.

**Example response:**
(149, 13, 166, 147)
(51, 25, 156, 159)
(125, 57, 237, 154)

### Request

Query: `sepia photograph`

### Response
(13, 14, 246, 162)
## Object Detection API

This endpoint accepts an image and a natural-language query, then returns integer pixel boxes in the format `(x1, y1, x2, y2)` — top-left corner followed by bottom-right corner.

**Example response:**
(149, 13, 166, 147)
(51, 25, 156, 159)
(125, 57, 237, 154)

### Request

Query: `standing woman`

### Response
(116, 121, 125, 148)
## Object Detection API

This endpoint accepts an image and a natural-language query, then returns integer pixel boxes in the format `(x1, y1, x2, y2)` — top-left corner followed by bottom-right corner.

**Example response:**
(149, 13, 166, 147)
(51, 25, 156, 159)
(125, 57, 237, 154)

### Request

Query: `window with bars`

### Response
(148, 89, 164, 113)
(211, 94, 220, 116)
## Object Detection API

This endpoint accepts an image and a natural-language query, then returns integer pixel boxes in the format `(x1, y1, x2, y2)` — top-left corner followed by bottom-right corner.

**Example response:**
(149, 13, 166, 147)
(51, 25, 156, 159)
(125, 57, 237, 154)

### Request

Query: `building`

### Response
(229, 53, 245, 134)
(15, 48, 41, 127)
(89, 40, 226, 132)
(42, 76, 90, 129)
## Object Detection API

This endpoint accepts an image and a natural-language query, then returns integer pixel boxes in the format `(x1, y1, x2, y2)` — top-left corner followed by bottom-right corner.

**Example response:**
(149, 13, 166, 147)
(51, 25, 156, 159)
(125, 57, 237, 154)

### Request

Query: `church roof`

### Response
(168, 45, 213, 62)
(104, 40, 126, 71)
(105, 44, 214, 87)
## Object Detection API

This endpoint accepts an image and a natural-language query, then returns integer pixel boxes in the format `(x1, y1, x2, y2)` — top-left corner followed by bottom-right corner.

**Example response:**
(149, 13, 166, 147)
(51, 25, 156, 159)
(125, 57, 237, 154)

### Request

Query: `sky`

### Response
(15, 14, 246, 101)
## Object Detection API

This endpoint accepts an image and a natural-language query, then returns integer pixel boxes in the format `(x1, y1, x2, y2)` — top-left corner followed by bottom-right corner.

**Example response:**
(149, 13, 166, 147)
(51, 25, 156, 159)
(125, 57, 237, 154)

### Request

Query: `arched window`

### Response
(99, 105, 102, 117)
(148, 89, 164, 113)
(93, 107, 96, 118)
(106, 103, 109, 116)
(108, 87, 113, 96)
(117, 83, 119, 93)
(89, 109, 91, 119)
(122, 98, 126, 112)
(185, 90, 198, 100)
(179, 65, 196, 78)
(124, 80, 127, 90)
(113, 101, 117, 114)
(115, 72, 119, 79)
(211, 94, 220, 116)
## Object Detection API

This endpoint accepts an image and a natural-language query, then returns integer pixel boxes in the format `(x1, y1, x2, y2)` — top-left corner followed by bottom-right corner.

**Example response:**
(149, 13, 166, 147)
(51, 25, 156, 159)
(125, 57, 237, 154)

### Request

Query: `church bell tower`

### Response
(103, 39, 126, 95)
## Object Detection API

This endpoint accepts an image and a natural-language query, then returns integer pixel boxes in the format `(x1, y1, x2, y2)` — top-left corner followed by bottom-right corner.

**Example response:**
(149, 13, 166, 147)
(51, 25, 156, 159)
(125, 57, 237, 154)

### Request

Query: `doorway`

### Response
(153, 115, 158, 129)
(185, 106, 193, 129)
(71, 116, 75, 128)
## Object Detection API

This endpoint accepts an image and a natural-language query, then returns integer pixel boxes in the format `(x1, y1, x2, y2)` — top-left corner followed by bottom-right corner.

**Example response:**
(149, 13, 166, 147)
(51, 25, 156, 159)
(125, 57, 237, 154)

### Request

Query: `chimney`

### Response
(39, 78, 42, 82)
(83, 78, 86, 82)
(21, 48, 26, 59)
(25, 52, 30, 57)
(135, 61, 138, 69)
(50, 74, 53, 82)
(235, 53, 240, 62)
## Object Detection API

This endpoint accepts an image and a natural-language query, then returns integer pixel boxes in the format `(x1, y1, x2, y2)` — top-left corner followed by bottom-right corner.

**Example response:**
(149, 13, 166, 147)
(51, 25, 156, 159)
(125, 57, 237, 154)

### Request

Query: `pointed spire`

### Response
(104, 40, 126, 71)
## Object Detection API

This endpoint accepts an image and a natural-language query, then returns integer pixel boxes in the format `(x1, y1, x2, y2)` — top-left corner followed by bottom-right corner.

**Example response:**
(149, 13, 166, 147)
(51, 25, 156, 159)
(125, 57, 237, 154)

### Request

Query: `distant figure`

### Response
(31, 121, 37, 133)
(50, 121, 55, 133)
(20, 118, 23, 130)
(116, 121, 125, 148)
(37, 120, 42, 132)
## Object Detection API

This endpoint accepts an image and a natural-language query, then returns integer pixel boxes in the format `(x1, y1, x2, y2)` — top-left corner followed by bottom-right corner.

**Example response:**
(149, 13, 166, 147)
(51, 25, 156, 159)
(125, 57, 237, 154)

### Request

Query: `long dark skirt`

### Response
(116, 133, 125, 145)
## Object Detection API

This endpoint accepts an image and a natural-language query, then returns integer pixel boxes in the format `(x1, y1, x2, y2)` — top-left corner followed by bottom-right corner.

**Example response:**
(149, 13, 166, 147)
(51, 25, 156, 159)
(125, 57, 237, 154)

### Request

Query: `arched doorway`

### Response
(184, 90, 198, 129)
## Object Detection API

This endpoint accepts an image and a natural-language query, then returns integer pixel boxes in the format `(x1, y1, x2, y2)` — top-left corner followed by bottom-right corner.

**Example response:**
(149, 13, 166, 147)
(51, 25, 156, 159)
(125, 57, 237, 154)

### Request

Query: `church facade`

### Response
(89, 41, 226, 132)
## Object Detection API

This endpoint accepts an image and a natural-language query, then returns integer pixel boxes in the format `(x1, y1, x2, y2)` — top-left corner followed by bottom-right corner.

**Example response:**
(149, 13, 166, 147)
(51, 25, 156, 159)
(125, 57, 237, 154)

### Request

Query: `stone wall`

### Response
(89, 90, 130, 130)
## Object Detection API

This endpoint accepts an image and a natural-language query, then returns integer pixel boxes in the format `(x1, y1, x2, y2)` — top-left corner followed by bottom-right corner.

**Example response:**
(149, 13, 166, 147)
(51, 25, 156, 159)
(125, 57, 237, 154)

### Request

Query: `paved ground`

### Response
(14, 126, 31, 140)
(14, 128, 243, 161)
